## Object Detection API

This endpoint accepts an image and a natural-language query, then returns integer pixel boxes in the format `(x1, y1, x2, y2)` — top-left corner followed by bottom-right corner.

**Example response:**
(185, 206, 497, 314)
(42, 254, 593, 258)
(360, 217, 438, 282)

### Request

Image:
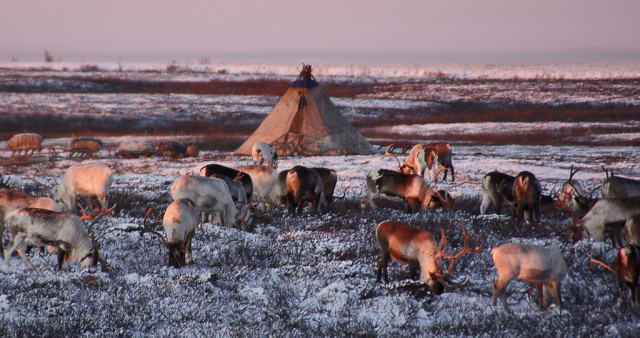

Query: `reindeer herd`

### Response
(1, 140, 639, 313)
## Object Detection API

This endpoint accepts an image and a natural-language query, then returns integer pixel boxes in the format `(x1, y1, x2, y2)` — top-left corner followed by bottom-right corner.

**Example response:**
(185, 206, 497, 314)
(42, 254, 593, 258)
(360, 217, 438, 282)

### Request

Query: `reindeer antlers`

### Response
(434, 222, 483, 289)
(382, 144, 404, 171)
(589, 252, 615, 274)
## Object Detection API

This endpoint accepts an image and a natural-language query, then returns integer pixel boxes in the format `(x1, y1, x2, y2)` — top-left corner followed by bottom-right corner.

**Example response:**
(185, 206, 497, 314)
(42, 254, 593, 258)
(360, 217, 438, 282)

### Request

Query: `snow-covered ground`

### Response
(1, 62, 639, 335)
(0, 141, 639, 336)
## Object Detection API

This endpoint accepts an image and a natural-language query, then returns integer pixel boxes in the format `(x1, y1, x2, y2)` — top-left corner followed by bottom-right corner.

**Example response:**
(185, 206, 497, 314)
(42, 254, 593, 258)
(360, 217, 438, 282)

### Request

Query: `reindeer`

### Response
(200, 164, 253, 201)
(3, 208, 102, 271)
(512, 171, 543, 224)
(233, 165, 278, 204)
(480, 171, 516, 215)
(7, 133, 43, 156)
(361, 169, 440, 212)
(69, 137, 103, 158)
(491, 243, 567, 313)
(251, 142, 278, 169)
(170, 175, 248, 229)
(122, 201, 200, 268)
(400, 146, 438, 182)
(285, 166, 327, 214)
(400, 143, 455, 182)
(0, 189, 61, 252)
(558, 166, 596, 216)
(311, 167, 339, 208)
(590, 245, 640, 307)
(616, 245, 640, 307)
(270, 169, 289, 207)
(601, 167, 640, 199)
(375, 221, 482, 294)
(558, 197, 640, 247)
(54, 164, 113, 213)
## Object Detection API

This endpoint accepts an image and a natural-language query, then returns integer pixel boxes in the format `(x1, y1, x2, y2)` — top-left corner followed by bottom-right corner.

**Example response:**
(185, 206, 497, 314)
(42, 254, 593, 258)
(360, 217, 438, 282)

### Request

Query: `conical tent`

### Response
(235, 65, 375, 156)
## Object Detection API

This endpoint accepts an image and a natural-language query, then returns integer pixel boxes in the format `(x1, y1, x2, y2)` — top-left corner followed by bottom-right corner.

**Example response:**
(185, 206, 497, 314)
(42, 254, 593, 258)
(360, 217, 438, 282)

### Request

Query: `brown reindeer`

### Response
(376, 221, 483, 294)
(512, 171, 543, 224)
(285, 166, 327, 214)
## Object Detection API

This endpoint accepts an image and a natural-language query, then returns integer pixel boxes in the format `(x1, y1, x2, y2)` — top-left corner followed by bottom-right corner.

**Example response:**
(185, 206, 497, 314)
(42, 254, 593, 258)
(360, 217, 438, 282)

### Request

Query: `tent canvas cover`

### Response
(235, 65, 375, 156)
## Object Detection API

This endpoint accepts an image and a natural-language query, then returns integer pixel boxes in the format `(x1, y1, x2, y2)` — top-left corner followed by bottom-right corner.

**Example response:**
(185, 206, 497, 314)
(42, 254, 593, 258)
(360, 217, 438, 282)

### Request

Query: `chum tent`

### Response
(235, 65, 375, 156)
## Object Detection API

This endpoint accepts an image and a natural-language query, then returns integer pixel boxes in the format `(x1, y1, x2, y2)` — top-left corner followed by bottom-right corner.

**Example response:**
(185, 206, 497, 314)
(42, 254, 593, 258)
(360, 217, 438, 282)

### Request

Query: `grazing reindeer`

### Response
(170, 175, 249, 229)
(54, 164, 113, 213)
(4, 208, 101, 271)
(0, 189, 61, 252)
(312, 167, 339, 208)
(285, 166, 327, 214)
(200, 164, 253, 201)
(270, 169, 289, 206)
(7, 133, 43, 157)
(558, 166, 595, 216)
(251, 142, 278, 169)
(513, 171, 543, 224)
(491, 243, 567, 313)
(480, 171, 516, 215)
(556, 194, 640, 247)
(376, 221, 482, 295)
(362, 169, 441, 212)
(590, 246, 640, 307)
(601, 167, 640, 199)
(616, 245, 640, 307)
(122, 202, 199, 268)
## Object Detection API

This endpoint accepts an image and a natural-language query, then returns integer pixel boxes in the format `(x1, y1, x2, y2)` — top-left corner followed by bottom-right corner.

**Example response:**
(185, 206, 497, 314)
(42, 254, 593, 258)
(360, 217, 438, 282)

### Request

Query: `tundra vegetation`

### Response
(0, 68, 639, 336)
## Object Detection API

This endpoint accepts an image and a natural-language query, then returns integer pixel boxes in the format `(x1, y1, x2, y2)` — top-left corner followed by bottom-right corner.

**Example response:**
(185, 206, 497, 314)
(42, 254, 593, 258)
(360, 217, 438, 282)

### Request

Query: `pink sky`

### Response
(1, 0, 639, 63)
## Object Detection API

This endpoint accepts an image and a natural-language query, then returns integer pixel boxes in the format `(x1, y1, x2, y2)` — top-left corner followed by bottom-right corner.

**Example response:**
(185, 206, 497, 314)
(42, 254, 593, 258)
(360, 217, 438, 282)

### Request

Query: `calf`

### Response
(155, 141, 187, 158)
(54, 164, 113, 213)
(285, 166, 327, 214)
(251, 142, 278, 169)
(200, 164, 253, 201)
(491, 243, 567, 313)
(401, 145, 438, 182)
(362, 169, 440, 213)
(4, 208, 98, 271)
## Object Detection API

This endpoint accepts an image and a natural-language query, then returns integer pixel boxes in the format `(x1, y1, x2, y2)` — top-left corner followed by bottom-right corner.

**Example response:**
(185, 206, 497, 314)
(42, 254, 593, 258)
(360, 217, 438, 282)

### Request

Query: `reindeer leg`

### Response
(376, 253, 390, 283)
(535, 283, 544, 309)
(492, 279, 511, 313)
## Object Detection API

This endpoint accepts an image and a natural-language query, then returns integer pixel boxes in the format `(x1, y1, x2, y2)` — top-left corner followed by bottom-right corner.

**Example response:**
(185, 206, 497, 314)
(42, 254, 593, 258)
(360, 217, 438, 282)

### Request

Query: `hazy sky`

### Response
(1, 0, 639, 63)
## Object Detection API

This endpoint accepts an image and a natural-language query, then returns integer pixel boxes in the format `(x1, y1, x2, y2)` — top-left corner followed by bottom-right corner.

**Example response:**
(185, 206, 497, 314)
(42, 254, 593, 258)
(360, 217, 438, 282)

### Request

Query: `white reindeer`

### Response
(55, 164, 113, 212)
(491, 243, 567, 313)
(170, 175, 244, 228)
(0, 188, 61, 252)
(251, 142, 278, 169)
(4, 208, 98, 271)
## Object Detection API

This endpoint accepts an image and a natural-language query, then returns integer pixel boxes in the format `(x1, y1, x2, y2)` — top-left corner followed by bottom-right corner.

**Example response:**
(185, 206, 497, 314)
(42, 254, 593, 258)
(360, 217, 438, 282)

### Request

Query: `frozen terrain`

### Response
(1, 62, 639, 336)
